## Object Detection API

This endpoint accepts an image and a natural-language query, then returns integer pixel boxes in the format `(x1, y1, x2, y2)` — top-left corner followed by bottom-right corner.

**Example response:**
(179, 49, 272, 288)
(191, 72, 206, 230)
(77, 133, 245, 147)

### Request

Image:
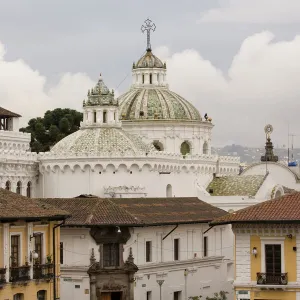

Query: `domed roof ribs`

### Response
(157, 89, 175, 119)
(134, 89, 147, 119)
(154, 89, 171, 119)
(164, 90, 191, 120)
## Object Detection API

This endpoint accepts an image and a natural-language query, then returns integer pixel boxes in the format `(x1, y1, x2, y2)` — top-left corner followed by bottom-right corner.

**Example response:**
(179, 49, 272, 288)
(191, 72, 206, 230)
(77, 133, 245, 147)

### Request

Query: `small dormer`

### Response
(81, 75, 121, 129)
(0, 107, 21, 132)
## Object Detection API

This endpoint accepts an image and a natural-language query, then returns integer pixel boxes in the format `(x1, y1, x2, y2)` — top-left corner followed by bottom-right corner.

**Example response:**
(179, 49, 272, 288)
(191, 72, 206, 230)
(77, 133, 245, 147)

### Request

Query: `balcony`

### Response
(256, 272, 288, 285)
(33, 264, 54, 280)
(10, 266, 30, 282)
(0, 268, 6, 284)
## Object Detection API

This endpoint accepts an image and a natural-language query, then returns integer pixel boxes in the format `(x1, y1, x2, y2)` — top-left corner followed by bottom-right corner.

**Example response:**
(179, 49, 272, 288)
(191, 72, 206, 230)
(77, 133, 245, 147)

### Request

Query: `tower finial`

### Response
(141, 18, 156, 51)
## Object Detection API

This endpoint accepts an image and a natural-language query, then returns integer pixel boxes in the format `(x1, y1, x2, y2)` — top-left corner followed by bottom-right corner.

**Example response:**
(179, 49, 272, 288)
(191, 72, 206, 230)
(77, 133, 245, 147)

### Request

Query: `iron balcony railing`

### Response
(33, 263, 54, 280)
(0, 268, 6, 284)
(257, 272, 288, 285)
(10, 266, 30, 282)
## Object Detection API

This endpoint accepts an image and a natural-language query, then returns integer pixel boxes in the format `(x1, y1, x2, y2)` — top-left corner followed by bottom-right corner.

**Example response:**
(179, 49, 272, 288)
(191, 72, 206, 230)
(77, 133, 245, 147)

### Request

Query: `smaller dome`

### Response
(50, 127, 155, 156)
(134, 49, 165, 69)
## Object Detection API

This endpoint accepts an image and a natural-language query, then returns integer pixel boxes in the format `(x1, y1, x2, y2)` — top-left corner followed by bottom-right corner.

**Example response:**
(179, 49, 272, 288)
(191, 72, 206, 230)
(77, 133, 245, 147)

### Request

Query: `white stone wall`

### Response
(242, 162, 300, 190)
(60, 224, 234, 300)
(234, 233, 251, 284)
(122, 121, 213, 156)
(38, 156, 239, 198)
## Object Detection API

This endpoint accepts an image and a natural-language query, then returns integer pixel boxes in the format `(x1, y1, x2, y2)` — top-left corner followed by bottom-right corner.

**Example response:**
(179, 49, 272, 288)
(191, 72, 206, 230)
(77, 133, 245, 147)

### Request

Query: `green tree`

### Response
(20, 108, 83, 152)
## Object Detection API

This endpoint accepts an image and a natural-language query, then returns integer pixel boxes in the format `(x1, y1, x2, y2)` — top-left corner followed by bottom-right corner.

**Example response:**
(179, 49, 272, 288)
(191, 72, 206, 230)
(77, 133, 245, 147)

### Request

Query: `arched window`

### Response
(93, 111, 97, 123)
(203, 141, 208, 154)
(166, 184, 172, 197)
(149, 73, 152, 84)
(274, 190, 282, 199)
(157, 73, 159, 82)
(180, 142, 190, 156)
(5, 181, 11, 191)
(13, 294, 24, 300)
(37, 290, 46, 300)
(142, 74, 145, 84)
(114, 112, 116, 120)
(26, 182, 32, 198)
(103, 111, 107, 123)
(16, 181, 22, 195)
(153, 141, 164, 151)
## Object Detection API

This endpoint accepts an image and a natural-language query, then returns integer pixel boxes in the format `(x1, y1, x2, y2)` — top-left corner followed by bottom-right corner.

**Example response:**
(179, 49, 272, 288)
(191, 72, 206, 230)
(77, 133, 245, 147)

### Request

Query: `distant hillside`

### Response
(213, 144, 299, 164)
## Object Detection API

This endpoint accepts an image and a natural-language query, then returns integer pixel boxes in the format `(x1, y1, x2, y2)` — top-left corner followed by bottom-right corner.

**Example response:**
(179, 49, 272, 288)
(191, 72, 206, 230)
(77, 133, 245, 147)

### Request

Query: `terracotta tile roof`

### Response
(110, 197, 227, 225)
(206, 175, 266, 196)
(211, 192, 300, 225)
(0, 189, 69, 221)
(42, 197, 227, 226)
(40, 198, 140, 226)
(0, 107, 21, 118)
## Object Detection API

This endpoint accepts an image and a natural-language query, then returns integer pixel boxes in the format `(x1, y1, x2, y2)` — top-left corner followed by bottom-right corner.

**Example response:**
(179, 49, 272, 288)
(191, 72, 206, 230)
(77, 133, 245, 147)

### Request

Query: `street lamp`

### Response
(156, 279, 164, 300)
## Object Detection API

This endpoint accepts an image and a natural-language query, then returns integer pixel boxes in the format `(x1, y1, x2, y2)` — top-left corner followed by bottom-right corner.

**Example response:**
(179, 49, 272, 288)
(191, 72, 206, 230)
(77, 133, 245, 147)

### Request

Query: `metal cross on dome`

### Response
(141, 18, 156, 50)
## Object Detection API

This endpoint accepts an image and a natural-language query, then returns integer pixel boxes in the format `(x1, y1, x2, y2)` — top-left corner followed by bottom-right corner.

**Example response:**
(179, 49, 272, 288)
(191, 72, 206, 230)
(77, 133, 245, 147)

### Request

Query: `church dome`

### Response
(118, 88, 202, 121)
(134, 49, 165, 69)
(50, 127, 154, 156)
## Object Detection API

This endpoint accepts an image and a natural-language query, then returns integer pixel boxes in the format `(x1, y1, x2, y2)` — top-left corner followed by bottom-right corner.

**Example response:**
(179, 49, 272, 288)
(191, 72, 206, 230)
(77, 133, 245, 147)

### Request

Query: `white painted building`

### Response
(42, 197, 235, 300)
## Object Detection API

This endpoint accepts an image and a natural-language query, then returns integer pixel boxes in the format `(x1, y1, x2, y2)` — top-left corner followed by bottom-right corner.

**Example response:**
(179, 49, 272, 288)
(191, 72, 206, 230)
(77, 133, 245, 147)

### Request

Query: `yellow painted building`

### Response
(0, 188, 69, 300)
(211, 192, 300, 300)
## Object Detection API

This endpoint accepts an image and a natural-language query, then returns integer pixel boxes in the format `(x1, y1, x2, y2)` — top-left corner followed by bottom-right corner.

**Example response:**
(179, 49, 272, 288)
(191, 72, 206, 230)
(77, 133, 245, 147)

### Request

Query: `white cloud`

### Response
(1, 31, 300, 147)
(0, 42, 96, 125)
(198, 0, 300, 23)
(154, 31, 300, 146)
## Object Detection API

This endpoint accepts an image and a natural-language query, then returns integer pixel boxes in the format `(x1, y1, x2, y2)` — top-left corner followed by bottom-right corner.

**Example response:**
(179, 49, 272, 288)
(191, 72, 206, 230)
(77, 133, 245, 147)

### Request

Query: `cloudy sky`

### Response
(1, 0, 300, 147)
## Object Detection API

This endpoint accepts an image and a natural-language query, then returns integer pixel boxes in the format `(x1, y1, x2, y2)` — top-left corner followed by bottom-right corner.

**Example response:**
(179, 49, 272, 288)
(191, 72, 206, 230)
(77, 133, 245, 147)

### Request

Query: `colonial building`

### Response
(0, 188, 69, 300)
(42, 196, 234, 300)
(211, 191, 300, 300)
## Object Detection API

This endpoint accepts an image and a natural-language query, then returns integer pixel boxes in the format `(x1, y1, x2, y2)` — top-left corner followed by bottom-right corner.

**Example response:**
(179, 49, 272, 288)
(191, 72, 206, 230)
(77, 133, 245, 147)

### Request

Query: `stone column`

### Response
(90, 274, 97, 300)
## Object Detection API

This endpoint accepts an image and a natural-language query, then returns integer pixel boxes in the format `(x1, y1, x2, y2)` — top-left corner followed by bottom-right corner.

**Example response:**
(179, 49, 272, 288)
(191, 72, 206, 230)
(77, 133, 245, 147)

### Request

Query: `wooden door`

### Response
(101, 293, 111, 300)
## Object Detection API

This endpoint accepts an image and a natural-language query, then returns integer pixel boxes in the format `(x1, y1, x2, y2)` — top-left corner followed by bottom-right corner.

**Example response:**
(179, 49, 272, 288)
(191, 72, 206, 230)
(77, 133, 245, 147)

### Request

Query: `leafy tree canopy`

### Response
(20, 108, 83, 153)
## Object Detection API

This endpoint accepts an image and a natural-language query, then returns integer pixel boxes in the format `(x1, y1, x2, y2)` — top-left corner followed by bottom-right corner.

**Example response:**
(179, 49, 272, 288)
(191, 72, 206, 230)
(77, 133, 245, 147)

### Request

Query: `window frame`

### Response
(260, 237, 285, 273)
(145, 241, 152, 263)
(102, 243, 120, 267)
(60, 242, 64, 264)
(174, 238, 180, 261)
(10, 234, 22, 267)
(203, 236, 208, 257)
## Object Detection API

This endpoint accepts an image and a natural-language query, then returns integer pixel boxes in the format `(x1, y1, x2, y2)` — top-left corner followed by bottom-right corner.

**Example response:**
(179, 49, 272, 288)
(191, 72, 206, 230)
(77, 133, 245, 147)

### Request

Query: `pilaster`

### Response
(3, 223, 9, 282)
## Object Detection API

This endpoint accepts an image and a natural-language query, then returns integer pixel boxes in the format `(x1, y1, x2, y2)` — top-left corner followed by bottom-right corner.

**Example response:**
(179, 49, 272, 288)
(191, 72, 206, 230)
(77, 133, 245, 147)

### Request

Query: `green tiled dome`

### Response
(50, 127, 154, 156)
(118, 88, 202, 121)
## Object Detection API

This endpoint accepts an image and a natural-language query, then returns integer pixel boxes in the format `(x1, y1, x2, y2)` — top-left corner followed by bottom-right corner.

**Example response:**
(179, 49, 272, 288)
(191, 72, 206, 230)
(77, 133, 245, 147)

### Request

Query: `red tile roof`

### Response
(0, 189, 69, 221)
(211, 192, 300, 225)
(0, 107, 21, 118)
(111, 198, 226, 225)
(40, 198, 140, 226)
(42, 197, 227, 226)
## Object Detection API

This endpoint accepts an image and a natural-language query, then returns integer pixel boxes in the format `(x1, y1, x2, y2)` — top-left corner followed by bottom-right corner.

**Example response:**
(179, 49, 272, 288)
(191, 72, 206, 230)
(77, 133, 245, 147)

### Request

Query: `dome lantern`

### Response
(131, 20, 167, 88)
(81, 74, 121, 129)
